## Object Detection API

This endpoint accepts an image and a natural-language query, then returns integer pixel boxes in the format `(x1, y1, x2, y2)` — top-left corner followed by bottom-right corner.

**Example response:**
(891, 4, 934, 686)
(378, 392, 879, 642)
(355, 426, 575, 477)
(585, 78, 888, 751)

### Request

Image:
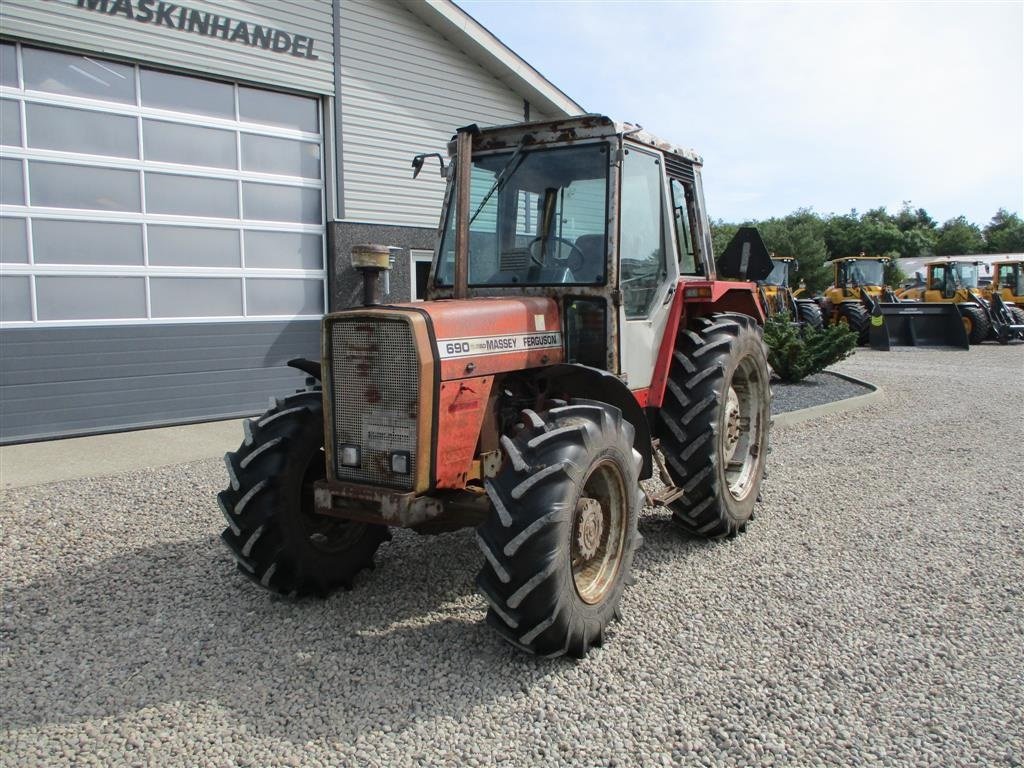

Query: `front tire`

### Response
(958, 304, 991, 345)
(219, 391, 389, 597)
(657, 313, 771, 538)
(837, 302, 870, 344)
(476, 400, 642, 658)
(796, 301, 824, 330)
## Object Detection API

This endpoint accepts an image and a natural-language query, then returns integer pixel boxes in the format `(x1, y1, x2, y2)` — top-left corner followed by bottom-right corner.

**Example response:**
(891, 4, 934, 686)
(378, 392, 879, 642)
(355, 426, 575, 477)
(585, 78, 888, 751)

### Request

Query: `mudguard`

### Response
(541, 364, 653, 480)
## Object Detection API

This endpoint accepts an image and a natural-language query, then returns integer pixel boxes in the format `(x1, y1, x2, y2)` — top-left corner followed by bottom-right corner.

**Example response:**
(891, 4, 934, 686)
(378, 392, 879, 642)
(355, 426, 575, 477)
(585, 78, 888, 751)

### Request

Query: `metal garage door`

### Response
(0, 41, 326, 443)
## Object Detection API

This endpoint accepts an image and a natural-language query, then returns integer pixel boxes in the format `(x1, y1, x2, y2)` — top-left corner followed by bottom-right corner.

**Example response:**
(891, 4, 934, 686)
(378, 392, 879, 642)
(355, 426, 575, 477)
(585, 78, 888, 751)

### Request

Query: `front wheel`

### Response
(958, 304, 991, 345)
(837, 302, 870, 344)
(657, 313, 771, 537)
(476, 400, 642, 658)
(796, 301, 824, 330)
(219, 390, 389, 597)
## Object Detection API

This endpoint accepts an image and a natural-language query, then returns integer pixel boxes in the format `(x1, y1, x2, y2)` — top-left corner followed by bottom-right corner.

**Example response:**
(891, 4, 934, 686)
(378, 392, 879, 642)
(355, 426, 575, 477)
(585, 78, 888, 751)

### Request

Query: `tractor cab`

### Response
(763, 255, 795, 288)
(914, 259, 984, 302)
(989, 260, 1024, 303)
(828, 255, 889, 298)
(428, 116, 767, 384)
(925, 259, 978, 301)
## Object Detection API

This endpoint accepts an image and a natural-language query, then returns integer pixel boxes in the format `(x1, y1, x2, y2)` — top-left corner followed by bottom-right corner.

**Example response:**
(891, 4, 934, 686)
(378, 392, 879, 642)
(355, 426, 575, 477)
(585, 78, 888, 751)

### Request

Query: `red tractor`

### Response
(219, 116, 773, 657)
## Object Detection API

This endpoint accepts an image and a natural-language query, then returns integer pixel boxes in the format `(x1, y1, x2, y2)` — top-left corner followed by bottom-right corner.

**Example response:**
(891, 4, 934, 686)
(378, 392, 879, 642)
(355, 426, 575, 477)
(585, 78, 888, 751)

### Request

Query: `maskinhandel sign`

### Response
(69, 0, 319, 60)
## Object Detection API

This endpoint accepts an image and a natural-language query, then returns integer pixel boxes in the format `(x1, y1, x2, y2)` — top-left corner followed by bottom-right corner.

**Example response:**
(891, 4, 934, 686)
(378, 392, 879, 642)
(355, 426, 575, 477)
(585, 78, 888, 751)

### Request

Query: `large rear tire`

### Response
(958, 304, 991, 345)
(657, 313, 771, 538)
(219, 391, 389, 597)
(837, 302, 870, 344)
(476, 400, 642, 658)
(796, 301, 824, 330)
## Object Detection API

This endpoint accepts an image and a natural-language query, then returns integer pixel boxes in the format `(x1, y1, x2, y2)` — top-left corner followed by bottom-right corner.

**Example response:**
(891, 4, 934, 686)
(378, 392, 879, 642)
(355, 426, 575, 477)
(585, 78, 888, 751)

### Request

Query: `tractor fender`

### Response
(287, 357, 322, 381)
(542, 363, 653, 480)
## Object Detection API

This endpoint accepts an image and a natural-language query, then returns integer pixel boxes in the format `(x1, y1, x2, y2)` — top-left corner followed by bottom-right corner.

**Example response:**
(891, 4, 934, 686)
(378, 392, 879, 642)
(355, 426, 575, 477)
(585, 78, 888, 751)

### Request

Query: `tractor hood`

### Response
(402, 296, 564, 380)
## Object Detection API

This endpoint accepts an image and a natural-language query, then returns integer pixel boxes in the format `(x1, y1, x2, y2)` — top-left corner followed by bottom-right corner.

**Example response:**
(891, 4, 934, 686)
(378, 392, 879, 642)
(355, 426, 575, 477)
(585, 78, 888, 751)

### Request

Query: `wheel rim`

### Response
(571, 459, 627, 605)
(721, 356, 765, 502)
(300, 448, 366, 554)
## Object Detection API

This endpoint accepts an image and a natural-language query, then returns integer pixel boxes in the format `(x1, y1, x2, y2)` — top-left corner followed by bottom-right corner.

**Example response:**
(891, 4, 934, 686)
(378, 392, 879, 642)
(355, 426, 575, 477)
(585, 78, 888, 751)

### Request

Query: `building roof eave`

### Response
(397, 0, 585, 117)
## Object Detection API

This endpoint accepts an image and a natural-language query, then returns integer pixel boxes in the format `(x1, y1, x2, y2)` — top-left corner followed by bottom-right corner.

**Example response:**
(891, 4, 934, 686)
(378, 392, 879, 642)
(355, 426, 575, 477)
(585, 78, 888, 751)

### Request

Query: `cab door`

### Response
(617, 144, 679, 390)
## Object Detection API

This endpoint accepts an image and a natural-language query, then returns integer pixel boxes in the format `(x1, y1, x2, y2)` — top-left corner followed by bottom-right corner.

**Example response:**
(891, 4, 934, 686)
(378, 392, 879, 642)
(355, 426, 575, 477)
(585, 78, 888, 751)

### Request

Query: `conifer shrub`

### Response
(763, 312, 858, 383)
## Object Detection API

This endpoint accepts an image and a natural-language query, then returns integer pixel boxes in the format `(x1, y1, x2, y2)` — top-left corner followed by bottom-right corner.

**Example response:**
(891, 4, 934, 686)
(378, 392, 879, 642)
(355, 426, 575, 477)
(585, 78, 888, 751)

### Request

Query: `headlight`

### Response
(340, 444, 361, 468)
(390, 451, 410, 475)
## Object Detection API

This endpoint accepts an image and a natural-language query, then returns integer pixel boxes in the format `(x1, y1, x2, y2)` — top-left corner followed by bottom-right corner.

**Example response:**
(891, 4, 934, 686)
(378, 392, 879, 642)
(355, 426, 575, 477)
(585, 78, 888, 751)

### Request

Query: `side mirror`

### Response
(411, 152, 446, 179)
(717, 226, 772, 282)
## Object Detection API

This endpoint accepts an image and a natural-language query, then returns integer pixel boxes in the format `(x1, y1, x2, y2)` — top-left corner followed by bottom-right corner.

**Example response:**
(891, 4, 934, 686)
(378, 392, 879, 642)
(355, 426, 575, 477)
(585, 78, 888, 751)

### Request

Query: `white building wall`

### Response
(338, 0, 551, 228)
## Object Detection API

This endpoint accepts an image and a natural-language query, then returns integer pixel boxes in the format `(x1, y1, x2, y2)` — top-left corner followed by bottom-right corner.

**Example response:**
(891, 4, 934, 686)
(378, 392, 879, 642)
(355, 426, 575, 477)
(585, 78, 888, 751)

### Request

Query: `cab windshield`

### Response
(952, 263, 979, 288)
(764, 259, 789, 287)
(840, 260, 884, 287)
(436, 143, 609, 286)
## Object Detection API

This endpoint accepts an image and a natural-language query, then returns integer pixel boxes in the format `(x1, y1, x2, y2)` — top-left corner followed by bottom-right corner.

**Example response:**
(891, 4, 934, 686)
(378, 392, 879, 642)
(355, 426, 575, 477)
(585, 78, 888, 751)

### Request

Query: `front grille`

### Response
(330, 317, 420, 490)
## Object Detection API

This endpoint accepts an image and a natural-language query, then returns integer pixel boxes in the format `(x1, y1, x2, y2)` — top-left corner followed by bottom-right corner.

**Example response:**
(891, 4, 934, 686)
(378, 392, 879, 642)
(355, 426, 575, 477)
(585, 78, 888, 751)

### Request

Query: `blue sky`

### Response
(459, 0, 1023, 226)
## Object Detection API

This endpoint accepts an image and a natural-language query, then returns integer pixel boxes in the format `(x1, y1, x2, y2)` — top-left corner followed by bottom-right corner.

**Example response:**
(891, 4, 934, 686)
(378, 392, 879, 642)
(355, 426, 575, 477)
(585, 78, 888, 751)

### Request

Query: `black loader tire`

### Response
(476, 400, 642, 658)
(837, 302, 870, 344)
(958, 304, 991, 345)
(657, 313, 771, 538)
(796, 301, 824, 330)
(219, 390, 389, 597)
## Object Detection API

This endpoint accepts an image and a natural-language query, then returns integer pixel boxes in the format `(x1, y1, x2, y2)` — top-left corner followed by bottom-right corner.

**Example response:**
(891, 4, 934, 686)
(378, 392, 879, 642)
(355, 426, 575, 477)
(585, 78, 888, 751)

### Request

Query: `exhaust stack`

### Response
(351, 244, 392, 306)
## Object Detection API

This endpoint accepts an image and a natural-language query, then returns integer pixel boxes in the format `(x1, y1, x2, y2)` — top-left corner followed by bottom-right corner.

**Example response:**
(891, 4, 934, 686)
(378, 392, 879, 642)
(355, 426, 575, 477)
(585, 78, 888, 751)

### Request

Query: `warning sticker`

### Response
(362, 412, 415, 450)
(437, 332, 562, 359)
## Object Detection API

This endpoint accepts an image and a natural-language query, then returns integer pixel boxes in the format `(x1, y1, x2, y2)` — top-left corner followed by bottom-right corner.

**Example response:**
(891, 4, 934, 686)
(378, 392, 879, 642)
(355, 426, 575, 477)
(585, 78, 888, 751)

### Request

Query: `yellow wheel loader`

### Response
(818, 255, 969, 349)
(757, 255, 823, 328)
(897, 259, 1023, 344)
(981, 260, 1024, 341)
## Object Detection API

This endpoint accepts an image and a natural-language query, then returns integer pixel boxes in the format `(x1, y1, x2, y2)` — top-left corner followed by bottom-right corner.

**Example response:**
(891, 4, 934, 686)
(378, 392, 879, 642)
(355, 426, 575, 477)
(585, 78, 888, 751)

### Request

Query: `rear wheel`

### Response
(837, 302, 870, 344)
(796, 301, 824, 330)
(219, 391, 389, 597)
(657, 313, 771, 538)
(476, 400, 642, 658)
(958, 304, 991, 345)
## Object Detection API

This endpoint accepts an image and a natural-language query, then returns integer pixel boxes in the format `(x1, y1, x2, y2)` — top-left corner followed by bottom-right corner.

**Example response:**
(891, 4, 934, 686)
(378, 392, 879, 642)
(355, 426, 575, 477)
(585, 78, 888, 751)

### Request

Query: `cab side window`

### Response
(669, 178, 701, 275)
(620, 149, 666, 318)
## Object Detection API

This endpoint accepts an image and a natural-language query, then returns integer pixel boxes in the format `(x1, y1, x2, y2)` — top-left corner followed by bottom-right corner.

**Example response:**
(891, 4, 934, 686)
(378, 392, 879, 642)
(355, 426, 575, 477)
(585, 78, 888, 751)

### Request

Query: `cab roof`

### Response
(462, 114, 704, 165)
(826, 255, 891, 265)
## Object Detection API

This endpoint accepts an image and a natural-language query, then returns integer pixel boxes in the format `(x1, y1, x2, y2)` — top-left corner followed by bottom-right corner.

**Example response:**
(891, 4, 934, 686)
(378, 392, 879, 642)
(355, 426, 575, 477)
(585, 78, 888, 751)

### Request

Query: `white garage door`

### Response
(0, 40, 327, 442)
(0, 40, 326, 326)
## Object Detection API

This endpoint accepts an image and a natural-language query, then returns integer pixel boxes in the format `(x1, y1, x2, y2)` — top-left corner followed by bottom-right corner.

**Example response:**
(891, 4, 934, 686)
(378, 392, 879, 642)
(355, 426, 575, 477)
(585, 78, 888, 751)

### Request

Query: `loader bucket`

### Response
(873, 303, 970, 349)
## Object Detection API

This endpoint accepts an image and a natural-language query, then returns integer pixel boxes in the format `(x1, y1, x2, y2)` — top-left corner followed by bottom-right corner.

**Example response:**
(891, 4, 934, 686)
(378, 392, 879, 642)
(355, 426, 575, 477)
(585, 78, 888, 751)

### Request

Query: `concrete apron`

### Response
(1, 419, 247, 490)
(1, 372, 881, 489)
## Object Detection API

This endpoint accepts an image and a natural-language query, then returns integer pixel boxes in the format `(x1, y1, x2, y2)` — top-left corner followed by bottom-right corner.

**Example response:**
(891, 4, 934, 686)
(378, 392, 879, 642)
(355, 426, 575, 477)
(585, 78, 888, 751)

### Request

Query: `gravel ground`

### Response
(771, 371, 872, 415)
(2, 346, 1023, 767)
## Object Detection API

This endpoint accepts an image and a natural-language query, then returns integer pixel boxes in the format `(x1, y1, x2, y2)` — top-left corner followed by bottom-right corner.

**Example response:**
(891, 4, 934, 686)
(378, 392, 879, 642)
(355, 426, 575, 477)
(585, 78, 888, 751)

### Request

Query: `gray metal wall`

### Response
(338, 0, 547, 228)
(0, 320, 319, 443)
(328, 221, 436, 309)
(0, 0, 334, 96)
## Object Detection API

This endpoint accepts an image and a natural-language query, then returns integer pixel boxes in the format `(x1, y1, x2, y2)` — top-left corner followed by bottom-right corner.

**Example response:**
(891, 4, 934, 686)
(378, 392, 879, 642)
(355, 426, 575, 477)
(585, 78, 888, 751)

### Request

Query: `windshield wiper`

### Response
(468, 139, 528, 226)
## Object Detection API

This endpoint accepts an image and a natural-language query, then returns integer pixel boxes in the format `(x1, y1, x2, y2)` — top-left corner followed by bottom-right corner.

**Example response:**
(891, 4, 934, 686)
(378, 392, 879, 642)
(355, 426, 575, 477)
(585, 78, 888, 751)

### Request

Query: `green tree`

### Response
(756, 210, 831, 293)
(934, 216, 985, 255)
(822, 211, 862, 259)
(983, 208, 1024, 253)
(709, 219, 740, 261)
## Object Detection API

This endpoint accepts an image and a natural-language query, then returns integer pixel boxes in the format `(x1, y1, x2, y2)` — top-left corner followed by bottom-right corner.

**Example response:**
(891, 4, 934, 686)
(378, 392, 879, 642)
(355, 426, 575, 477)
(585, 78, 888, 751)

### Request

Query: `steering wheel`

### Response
(527, 236, 585, 272)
